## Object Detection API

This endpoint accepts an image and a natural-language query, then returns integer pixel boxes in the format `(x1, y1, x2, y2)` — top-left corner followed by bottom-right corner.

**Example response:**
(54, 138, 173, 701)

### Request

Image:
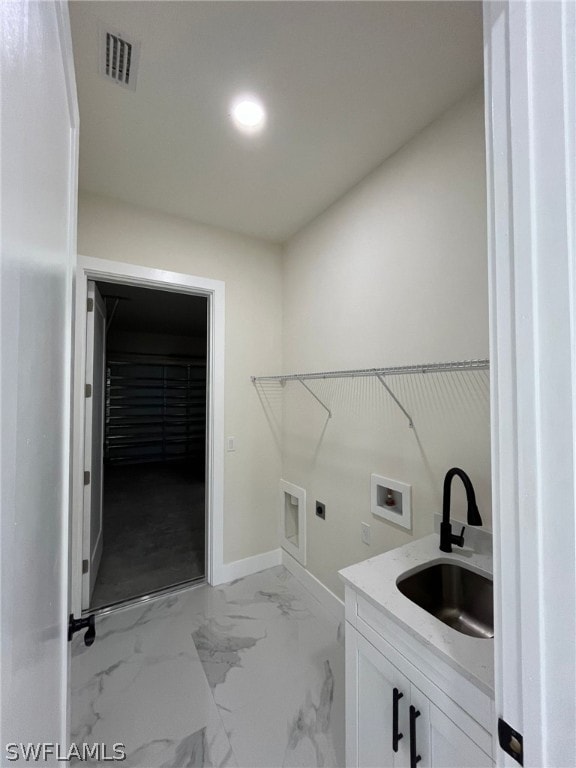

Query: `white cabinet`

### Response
(346, 613, 494, 768)
(427, 703, 493, 768)
(347, 627, 411, 767)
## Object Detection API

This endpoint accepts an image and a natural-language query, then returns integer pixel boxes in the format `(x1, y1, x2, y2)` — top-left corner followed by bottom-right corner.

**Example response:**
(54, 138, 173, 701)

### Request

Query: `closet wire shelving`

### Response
(251, 358, 490, 428)
(105, 358, 206, 464)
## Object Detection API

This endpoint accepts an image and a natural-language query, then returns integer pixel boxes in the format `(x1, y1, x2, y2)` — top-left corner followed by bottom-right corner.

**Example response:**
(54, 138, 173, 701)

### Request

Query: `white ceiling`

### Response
(70, 1, 483, 243)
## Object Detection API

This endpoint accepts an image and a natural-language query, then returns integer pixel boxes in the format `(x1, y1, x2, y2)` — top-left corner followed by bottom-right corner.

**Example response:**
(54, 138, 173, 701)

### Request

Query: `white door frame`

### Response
(70, 255, 225, 617)
(484, 2, 576, 765)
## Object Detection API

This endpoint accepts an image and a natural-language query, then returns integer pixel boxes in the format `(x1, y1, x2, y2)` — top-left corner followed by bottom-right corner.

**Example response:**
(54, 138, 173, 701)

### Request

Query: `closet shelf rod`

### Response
(250, 358, 489, 383)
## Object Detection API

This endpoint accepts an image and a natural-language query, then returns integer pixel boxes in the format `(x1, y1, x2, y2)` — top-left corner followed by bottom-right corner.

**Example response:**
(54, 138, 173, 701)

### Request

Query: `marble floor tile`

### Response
(182, 567, 344, 768)
(71, 566, 344, 768)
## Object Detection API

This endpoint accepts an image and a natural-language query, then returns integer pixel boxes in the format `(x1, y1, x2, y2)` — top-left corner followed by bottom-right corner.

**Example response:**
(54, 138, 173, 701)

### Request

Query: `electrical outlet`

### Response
(361, 522, 371, 545)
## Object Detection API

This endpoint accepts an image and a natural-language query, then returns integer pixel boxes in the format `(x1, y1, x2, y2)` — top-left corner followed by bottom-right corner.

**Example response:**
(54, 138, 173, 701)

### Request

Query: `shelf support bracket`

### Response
(297, 378, 332, 418)
(105, 297, 120, 333)
(376, 374, 414, 428)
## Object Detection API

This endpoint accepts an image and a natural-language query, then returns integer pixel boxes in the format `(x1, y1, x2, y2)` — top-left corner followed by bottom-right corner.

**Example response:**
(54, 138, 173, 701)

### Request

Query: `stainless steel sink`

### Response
(397, 562, 494, 639)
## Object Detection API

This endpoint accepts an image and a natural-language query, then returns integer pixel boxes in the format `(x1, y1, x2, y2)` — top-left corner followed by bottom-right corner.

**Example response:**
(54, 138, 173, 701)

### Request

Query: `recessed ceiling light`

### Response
(230, 96, 266, 134)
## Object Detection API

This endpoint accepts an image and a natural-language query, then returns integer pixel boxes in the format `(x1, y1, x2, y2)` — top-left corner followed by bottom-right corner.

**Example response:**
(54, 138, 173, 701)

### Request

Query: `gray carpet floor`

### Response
(91, 462, 205, 610)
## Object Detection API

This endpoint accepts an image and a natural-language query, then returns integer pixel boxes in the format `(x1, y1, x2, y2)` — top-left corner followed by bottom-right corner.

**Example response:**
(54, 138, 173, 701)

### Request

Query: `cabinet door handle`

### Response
(409, 705, 421, 768)
(392, 687, 404, 752)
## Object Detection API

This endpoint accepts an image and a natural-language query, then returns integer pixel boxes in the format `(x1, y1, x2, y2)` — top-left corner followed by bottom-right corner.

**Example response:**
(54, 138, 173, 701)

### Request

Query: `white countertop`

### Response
(338, 531, 494, 696)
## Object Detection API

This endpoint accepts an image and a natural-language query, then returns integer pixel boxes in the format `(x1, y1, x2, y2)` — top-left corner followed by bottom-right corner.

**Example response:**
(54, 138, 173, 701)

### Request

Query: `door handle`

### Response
(392, 687, 404, 752)
(409, 705, 421, 768)
(68, 614, 96, 646)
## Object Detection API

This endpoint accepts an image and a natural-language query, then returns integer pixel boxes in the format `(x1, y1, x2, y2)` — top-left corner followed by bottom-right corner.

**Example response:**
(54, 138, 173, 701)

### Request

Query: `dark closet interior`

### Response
(90, 282, 208, 610)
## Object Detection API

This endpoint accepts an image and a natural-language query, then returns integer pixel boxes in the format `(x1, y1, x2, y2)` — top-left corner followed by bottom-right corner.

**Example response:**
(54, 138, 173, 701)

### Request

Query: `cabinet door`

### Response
(426, 701, 493, 768)
(347, 624, 411, 768)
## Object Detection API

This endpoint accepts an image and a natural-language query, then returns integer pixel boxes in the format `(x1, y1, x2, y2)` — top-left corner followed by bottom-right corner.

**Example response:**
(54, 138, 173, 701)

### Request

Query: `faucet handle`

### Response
(453, 526, 466, 548)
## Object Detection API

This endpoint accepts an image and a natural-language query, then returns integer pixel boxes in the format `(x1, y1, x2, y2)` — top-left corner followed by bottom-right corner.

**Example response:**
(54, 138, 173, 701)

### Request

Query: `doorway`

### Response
(85, 281, 208, 611)
(72, 256, 226, 617)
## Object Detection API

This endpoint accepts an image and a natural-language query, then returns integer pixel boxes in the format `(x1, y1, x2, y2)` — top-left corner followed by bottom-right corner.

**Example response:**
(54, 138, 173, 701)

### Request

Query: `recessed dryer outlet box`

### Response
(279, 479, 306, 565)
(371, 474, 412, 530)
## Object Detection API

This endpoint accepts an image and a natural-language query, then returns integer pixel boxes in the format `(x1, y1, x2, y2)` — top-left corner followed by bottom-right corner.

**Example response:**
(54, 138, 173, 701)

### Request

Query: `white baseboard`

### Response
(282, 550, 344, 623)
(212, 548, 345, 627)
(215, 548, 282, 585)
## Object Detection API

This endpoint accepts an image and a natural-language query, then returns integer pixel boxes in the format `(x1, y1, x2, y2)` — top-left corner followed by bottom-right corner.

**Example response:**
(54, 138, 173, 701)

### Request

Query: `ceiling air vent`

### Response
(100, 27, 140, 91)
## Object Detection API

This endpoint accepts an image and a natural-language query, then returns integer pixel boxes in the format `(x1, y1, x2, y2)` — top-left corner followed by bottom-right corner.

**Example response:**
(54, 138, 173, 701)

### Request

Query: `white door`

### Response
(484, 2, 576, 764)
(0, 0, 78, 757)
(82, 281, 106, 608)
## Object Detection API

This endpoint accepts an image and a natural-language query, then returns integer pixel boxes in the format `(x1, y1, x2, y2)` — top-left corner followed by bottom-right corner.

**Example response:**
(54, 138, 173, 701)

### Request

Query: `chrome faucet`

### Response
(439, 467, 482, 553)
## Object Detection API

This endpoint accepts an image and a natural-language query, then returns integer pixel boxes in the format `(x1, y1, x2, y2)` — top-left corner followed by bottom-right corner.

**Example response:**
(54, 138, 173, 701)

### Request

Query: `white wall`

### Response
(78, 192, 283, 564)
(78, 86, 489, 594)
(280, 87, 490, 598)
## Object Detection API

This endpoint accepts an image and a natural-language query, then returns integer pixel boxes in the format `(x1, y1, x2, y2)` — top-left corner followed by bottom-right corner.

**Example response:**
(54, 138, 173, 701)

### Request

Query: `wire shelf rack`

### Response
(251, 358, 489, 428)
